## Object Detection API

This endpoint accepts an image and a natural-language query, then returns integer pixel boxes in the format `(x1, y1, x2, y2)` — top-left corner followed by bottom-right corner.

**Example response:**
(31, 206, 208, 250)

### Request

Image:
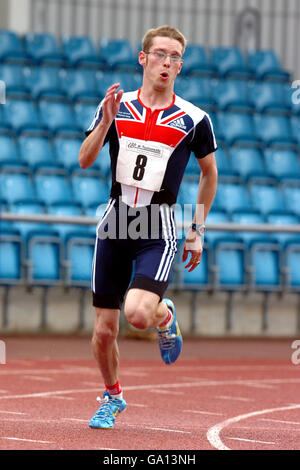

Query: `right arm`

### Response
(79, 83, 123, 169)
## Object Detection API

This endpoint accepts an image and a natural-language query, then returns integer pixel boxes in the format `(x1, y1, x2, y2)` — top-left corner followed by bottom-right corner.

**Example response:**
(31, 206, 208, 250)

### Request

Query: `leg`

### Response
(92, 307, 120, 387)
(124, 288, 169, 330)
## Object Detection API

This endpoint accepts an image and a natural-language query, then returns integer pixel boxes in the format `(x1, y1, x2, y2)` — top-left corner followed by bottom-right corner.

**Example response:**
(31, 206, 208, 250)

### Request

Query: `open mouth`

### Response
(160, 72, 169, 80)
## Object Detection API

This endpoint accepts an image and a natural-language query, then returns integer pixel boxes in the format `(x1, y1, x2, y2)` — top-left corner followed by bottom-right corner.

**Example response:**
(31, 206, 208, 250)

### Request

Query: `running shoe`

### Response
(157, 298, 183, 365)
(89, 391, 127, 429)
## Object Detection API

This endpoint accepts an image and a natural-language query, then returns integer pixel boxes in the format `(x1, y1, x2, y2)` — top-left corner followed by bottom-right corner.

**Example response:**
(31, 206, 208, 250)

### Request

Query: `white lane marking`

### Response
(126, 424, 190, 434)
(207, 403, 300, 450)
(184, 409, 224, 416)
(150, 389, 184, 395)
(2, 437, 53, 444)
(0, 410, 27, 415)
(227, 437, 276, 445)
(23, 376, 54, 382)
(217, 395, 253, 402)
(260, 418, 300, 425)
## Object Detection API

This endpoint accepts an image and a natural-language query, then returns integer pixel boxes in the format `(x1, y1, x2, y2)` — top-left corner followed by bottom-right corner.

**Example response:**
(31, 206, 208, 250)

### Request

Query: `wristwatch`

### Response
(190, 223, 205, 245)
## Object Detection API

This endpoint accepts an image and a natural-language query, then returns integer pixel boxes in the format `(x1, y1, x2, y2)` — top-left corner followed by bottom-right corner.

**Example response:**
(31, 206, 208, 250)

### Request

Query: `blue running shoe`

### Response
(157, 298, 183, 365)
(89, 391, 127, 429)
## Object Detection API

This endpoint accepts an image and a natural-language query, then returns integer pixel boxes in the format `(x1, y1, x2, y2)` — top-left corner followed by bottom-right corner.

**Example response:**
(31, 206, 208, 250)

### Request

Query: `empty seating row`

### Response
(0, 30, 290, 81)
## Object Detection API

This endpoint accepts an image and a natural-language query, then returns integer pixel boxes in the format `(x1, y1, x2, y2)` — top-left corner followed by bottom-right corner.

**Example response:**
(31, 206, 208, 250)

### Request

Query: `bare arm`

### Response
(79, 83, 123, 169)
(182, 152, 218, 272)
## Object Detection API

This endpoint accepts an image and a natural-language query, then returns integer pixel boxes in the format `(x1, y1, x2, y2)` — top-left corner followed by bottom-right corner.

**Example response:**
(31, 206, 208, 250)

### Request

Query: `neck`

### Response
(139, 83, 174, 111)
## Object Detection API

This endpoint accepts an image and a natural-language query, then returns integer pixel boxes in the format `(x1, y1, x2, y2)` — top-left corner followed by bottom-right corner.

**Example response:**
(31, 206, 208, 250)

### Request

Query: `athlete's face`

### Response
(139, 36, 183, 92)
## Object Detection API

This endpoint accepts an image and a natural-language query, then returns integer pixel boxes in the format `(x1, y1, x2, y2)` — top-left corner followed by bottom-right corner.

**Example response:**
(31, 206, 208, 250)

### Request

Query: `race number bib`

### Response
(116, 137, 173, 192)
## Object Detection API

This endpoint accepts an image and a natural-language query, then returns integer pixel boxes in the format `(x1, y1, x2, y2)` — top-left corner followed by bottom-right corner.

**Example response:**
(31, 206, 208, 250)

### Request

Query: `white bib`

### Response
(116, 136, 173, 192)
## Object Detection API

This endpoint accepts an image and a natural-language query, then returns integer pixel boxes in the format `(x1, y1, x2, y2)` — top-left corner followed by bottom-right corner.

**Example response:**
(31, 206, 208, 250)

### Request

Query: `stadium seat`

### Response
(248, 242, 281, 290)
(184, 152, 201, 177)
(214, 241, 246, 289)
(228, 147, 265, 180)
(8, 200, 48, 240)
(53, 136, 82, 171)
(247, 49, 290, 82)
(38, 98, 80, 135)
(177, 180, 199, 209)
(177, 240, 210, 289)
(26, 231, 61, 285)
(205, 209, 235, 245)
(266, 211, 300, 246)
(0, 134, 21, 166)
(24, 32, 64, 65)
(0, 64, 29, 98)
(74, 100, 100, 133)
(175, 76, 214, 110)
(211, 46, 251, 78)
(291, 116, 300, 145)
(214, 182, 251, 214)
(71, 173, 109, 208)
(59, 68, 99, 101)
(99, 38, 136, 70)
(214, 147, 235, 176)
(61, 35, 102, 68)
(0, 230, 22, 284)
(95, 70, 141, 98)
(19, 135, 56, 169)
(65, 232, 95, 286)
(181, 44, 216, 77)
(263, 148, 300, 180)
(211, 79, 253, 112)
(217, 111, 260, 146)
(47, 202, 87, 242)
(23, 65, 65, 100)
(284, 241, 300, 290)
(231, 209, 269, 245)
(4, 98, 45, 134)
(0, 169, 36, 204)
(93, 143, 111, 176)
(248, 81, 291, 114)
(254, 114, 297, 148)
(249, 182, 285, 215)
(34, 169, 73, 206)
(281, 183, 300, 216)
(0, 30, 29, 64)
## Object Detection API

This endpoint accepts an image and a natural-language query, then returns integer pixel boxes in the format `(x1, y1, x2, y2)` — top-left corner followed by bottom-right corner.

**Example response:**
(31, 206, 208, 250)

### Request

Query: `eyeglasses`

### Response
(145, 50, 183, 64)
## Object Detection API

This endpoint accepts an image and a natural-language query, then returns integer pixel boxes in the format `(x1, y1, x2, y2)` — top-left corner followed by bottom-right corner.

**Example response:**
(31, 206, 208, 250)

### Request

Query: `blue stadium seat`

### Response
(99, 38, 136, 71)
(59, 68, 98, 101)
(247, 49, 290, 82)
(266, 211, 300, 246)
(214, 241, 246, 289)
(19, 135, 56, 169)
(248, 81, 291, 114)
(61, 35, 102, 68)
(71, 173, 108, 208)
(211, 79, 253, 112)
(291, 116, 300, 145)
(177, 180, 199, 209)
(94, 143, 111, 176)
(214, 182, 251, 214)
(285, 241, 300, 290)
(181, 44, 216, 77)
(53, 136, 82, 171)
(281, 183, 300, 216)
(0, 230, 22, 284)
(0, 64, 29, 98)
(47, 202, 87, 242)
(254, 114, 297, 148)
(205, 209, 235, 245)
(95, 70, 140, 98)
(0, 169, 36, 204)
(249, 182, 285, 215)
(184, 152, 201, 177)
(248, 242, 281, 290)
(175, 76, 214, 110)
(4, 98, 45, 134)
(0, 30, 29, 64)
(8, 200, 47, 240)
(34, 169, 73, 206)
(0, 105, 9, 132)
(38, 98, 80, 135)
(214, 147, 234, 176)
(24, 32, 64, 65)
(0, 134, 21, 166)
(228, 147, 265, 180)
(65, 232, 95, 286)
(26, 231, 61, 285)
(217, 111, 260, 146)
(231, 209, 269, 245)
(74, 100, 100, 133)
(23, 65, 65, 100)
(263, 148, 300, 180)
(176, 240, 210, 289)
(211, 47, 251, 78)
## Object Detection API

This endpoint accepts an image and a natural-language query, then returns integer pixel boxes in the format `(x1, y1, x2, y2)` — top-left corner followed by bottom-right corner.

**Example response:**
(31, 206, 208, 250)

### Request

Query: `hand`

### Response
(101, 83, 123, 126)
(182, 228, 203, 272)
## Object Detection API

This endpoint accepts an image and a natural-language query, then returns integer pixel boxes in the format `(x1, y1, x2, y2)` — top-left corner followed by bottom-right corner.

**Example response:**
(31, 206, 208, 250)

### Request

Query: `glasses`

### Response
(145, 50, 183, 64)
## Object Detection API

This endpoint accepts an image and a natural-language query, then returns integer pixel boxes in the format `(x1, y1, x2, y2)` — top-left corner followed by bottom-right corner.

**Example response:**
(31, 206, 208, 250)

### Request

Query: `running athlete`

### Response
(79, 25, 218, 429)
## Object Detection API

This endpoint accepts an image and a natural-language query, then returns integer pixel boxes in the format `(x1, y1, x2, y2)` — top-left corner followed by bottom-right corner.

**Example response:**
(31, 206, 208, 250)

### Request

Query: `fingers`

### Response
(102, 83, 123, 123)
(183, 250, 202, 272)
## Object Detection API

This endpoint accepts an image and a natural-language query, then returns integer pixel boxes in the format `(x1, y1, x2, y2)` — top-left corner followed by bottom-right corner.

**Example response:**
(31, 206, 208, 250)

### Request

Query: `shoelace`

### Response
(157, 329, 176, 350)
(95, 395, 114, 419)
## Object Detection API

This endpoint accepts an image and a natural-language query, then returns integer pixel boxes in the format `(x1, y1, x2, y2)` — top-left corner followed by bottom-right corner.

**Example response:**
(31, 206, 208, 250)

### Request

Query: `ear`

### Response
(138, 50, 147, 67)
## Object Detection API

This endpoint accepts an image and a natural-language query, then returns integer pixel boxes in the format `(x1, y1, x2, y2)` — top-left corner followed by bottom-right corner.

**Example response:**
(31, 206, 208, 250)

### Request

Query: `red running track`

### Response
(0, 335, 299, 451)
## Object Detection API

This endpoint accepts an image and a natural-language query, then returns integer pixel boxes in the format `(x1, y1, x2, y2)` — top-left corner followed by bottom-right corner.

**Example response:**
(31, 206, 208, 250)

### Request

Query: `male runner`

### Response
(79, 25, 218, 429)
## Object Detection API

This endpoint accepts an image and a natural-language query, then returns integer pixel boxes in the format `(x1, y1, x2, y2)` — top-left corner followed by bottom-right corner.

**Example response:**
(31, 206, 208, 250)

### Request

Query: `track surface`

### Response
(0, 336, 299, 451)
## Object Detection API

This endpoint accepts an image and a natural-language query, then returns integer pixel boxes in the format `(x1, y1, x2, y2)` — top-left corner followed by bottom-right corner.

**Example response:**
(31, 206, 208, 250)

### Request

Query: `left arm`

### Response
(182, 152, 218, 272)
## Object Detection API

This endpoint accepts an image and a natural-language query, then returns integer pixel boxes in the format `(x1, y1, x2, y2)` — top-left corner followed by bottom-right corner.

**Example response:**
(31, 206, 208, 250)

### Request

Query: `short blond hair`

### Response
(142, 25, 186, 55)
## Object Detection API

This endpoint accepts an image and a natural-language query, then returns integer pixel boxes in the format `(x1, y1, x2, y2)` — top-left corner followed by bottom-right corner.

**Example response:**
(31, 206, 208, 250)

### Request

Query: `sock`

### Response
(158, 308, 173, 330)
(105, 381, 123, 399)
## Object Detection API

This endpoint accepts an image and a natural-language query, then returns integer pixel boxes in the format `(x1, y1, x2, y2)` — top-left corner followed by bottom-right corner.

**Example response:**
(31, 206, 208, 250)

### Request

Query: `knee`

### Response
(92, 320, 119, 349)
(124, 303, 153, 330)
